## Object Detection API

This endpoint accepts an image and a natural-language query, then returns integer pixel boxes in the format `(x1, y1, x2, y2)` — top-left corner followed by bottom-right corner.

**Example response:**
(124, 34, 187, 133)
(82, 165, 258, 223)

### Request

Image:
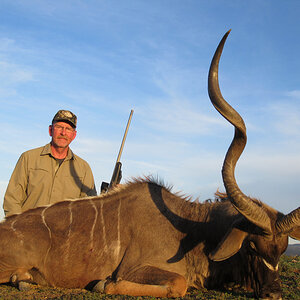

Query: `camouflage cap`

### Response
(52, 110, 77, 128)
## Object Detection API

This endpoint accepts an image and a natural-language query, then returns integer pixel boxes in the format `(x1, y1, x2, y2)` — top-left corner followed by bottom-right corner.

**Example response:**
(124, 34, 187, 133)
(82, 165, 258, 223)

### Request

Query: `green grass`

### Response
(0, 255, 298, 299)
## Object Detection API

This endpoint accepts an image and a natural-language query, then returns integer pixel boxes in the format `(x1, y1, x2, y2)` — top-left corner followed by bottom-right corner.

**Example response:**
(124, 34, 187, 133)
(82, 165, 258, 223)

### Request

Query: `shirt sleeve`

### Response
(3, 153, 28, 216)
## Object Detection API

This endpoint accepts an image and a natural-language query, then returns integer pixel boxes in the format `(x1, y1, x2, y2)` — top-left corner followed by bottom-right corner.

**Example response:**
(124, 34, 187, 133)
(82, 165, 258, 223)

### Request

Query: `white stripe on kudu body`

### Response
(11, 219, 24, 245)
(89, 200, 98, 249)
(41, 207, 52, 268)
(115, 198, 121, 261)
(100, 201, 108, 252)
(63, 202, 73, 263)
(107, 198, 122, 265)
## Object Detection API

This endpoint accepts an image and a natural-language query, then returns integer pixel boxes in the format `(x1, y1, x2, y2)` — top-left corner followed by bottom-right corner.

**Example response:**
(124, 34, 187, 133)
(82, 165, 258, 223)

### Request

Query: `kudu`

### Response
(0, 31, 299, 299)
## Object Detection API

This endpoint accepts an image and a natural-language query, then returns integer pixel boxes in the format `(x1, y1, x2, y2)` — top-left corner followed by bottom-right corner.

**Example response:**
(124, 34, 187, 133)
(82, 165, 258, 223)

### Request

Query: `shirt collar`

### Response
(41, 143, 75, 160)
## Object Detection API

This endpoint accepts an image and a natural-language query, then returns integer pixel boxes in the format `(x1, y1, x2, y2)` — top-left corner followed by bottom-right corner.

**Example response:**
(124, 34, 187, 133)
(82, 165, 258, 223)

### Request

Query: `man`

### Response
(3, 110, 97, 217)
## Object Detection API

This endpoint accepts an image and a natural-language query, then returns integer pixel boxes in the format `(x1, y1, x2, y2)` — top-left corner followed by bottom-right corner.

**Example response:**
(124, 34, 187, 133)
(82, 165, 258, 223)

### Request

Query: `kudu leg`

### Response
(5, 268, 47, 291)
(94, 266, 187, 297)
(9, 268, 35, 291)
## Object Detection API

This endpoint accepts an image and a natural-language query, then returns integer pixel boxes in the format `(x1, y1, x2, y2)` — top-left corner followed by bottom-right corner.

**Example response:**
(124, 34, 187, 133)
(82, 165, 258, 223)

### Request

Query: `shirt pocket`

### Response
(27, 168, 50, 195)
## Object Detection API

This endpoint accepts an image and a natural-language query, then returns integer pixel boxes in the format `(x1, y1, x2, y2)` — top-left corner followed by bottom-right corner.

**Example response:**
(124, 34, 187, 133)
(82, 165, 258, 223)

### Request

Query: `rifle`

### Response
(101, 109, 134, 193)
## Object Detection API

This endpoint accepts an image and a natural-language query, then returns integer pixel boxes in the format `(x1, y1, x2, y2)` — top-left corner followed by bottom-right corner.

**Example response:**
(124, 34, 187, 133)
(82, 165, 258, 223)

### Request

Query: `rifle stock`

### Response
(109, 161, 122, 188)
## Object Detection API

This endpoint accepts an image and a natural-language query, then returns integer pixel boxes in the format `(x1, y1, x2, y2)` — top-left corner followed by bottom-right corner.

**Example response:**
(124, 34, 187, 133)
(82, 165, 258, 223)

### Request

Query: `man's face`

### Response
(49, 121, 77, 149)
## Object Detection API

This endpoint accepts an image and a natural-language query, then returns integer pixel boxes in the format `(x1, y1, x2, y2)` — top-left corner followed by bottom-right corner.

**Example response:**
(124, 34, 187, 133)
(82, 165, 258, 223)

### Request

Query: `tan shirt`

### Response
(3, 143, 97, 216)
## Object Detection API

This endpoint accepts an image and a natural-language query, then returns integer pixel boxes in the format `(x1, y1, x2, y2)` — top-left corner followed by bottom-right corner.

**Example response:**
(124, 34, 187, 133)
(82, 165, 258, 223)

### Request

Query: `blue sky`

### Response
(0, 0, 299, 241)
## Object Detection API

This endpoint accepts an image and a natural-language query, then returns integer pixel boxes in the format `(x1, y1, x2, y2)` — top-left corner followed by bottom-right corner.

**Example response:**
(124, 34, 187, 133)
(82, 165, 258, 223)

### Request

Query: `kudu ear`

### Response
(209, 227, 248, 261)
(289, 226, 300, 241)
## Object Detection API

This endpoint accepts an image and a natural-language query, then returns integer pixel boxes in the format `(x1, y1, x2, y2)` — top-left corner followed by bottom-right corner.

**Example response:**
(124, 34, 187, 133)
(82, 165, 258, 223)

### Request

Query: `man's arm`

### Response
(3, 154, 28, 217)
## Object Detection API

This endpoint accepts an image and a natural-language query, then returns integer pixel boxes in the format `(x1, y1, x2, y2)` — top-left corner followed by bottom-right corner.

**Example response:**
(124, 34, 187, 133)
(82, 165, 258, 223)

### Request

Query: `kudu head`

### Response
(207, 30, 300, 299)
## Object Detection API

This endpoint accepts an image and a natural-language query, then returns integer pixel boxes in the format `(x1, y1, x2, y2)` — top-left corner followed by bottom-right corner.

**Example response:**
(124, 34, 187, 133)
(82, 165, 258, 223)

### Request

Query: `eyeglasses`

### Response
(53, 124, 75, 133)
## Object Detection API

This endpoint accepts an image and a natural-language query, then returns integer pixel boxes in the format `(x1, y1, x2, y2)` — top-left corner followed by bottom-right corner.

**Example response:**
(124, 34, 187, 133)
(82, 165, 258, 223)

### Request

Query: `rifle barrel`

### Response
(116, 109, 134, 163)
